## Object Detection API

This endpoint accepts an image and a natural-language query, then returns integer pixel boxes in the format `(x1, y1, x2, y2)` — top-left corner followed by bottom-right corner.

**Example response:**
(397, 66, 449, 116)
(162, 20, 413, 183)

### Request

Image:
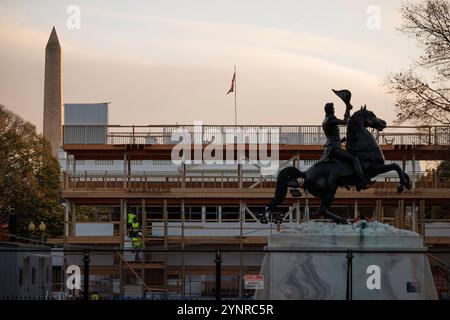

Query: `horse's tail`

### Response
(267, 166, 305, 212)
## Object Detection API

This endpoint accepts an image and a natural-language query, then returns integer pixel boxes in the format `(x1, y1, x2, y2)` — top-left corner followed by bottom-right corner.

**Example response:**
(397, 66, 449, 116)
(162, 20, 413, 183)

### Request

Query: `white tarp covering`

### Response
(75, 223, 114, 236)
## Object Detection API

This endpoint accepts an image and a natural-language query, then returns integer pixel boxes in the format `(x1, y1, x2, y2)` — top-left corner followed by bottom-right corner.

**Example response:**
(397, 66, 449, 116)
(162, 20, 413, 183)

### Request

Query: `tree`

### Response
(386, 0, 450, 125)
(386, 1, 450, 219)
(417, 161, 450, 219)
(0, 105, 63, 238)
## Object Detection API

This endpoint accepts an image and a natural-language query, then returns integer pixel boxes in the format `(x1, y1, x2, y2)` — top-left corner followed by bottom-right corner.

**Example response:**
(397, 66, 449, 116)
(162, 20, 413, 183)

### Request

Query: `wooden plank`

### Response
(167, 265, 260, 276)
(63, 236, 121, 244)
(142, 199, 147, 239)
(117, 253, 153, 293)
(163, 200, 168, 248)
(425, 237, 450, 245)
(62, 188, 450, 203)
(167, 236, 267, 245)
(120, 199, 125, 248)
(123, 262, 165, 269)
(63, 143, 450, 161)
(47, 237, 65, 244)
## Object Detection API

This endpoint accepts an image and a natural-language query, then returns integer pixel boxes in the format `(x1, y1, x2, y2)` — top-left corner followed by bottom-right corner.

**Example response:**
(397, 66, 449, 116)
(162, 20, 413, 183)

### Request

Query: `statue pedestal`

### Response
(255, 222, 437, 300)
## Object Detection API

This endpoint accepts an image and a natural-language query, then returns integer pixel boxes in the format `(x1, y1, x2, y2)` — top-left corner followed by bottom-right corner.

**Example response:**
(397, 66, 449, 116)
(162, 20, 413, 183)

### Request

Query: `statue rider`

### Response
(315, 101, 370, 191)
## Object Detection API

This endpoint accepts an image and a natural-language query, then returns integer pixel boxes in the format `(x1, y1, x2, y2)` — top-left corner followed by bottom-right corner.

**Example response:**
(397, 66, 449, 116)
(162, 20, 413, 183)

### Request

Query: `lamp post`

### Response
(28, 221, 36, 242)
(38, 221, 46, 244)
(7, 207, 16, 242)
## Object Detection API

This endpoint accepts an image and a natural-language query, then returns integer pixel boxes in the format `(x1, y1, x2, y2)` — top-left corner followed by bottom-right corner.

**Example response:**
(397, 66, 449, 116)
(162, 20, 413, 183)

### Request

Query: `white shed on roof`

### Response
(64, 103, 109, 144)
(64, 103, 108, 125)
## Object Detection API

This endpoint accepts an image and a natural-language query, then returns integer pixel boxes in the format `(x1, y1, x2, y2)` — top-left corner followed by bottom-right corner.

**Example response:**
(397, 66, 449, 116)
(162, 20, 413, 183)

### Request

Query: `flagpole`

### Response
(234, 65, 237, 126)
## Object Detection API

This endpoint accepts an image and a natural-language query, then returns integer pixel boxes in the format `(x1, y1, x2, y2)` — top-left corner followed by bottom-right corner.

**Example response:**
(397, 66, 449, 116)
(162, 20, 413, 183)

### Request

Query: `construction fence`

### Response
(0, 247, 450, 300)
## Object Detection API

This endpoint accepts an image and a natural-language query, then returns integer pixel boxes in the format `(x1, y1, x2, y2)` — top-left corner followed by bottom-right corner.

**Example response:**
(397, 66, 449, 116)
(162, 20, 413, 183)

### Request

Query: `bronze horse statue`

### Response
(258, 91, 411, 225)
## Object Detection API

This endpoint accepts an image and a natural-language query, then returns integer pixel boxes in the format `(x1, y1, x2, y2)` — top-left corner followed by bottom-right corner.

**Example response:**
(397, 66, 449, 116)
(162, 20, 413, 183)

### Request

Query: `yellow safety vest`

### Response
(91, 293, 100, 300)
(127, 213, 136, 224)
(132, 221, 140, 230)
(132, 237, 143, 249)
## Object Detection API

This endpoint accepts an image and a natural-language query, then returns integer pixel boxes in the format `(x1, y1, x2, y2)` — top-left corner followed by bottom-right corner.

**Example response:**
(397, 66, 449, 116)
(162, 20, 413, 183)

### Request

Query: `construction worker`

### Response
(91, 291, 100, 300)
(131, 217, 141, 237)
(132, 232, 143, 261)
(127, 212, 136, 236)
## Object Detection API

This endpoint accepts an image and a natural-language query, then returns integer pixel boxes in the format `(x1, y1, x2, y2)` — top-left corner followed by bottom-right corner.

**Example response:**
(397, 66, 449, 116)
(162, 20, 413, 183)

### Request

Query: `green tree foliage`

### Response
(434, 160, 450, 178)
(423, 162, 450, 219)
(0, 105, 63, 238)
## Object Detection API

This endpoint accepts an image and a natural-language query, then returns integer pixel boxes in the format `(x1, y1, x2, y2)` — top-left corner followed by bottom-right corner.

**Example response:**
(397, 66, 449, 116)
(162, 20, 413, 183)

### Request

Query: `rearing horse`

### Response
(259, 105, 411, 225)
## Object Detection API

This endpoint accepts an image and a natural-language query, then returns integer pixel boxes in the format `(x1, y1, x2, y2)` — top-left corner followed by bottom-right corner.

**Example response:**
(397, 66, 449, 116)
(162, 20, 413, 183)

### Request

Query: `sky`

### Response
(0, 0, 421, 132)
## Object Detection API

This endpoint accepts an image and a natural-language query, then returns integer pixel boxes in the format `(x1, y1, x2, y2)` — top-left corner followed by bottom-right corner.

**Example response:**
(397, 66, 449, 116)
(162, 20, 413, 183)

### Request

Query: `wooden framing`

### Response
(62, 143, 450, 161)
(59, 137, 450, 298)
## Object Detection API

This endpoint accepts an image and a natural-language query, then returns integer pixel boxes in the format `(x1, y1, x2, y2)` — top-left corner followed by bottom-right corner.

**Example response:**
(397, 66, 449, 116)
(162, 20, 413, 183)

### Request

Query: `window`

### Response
(95, 160, 113, 165)
(52, 266, 62, 284)
(72, 159, 84, 165)
(147, 207, 163, 221)
(18, 268, 23, 287)
(221, 206, 239, 221)
(131, 160, 143, 165)
(77, 206, 97, 222)
(153, 160, 172, 165)
(168, 207, 181, 221)
(111, 206, 121, 221)
(205, 207, 219, 222)
(31, 267, 36, 285)
(96, 206, 112, 222)
(187, 206, 202, 221)
(77, 206, 121, 222)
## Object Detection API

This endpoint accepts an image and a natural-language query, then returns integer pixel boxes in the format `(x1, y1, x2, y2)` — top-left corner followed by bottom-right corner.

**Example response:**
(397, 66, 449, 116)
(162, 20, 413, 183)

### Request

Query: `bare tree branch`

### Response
(385, 0, 450, 125)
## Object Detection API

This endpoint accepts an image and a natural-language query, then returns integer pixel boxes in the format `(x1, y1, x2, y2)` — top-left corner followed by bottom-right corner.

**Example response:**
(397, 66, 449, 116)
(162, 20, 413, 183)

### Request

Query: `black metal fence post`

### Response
(346, 249, 353, 300)
(215, 248, 222, 301)
(83, 249, 90, 301)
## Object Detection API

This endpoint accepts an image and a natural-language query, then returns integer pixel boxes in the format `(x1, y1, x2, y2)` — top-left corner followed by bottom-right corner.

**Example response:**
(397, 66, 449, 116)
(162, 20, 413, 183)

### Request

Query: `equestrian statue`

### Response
(257, 89, 411, 225)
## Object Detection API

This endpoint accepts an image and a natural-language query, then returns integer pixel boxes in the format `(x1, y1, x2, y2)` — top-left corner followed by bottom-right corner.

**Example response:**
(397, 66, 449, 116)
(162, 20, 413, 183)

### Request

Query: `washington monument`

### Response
(43, 26, 62, 156)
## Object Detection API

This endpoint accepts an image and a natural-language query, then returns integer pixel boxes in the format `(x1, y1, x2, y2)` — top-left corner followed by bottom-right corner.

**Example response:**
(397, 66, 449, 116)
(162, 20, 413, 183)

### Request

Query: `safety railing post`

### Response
(215, 248, 222, 301)
(428, 126, 432, 144)
(346, 249, 353, 300)
(434, 126, 437, 145)
(83, 249, 90, 301)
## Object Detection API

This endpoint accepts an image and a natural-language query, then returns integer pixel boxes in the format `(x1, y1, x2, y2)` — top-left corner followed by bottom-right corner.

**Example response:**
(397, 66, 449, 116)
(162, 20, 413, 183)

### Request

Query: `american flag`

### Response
(227, 72, 236, 94)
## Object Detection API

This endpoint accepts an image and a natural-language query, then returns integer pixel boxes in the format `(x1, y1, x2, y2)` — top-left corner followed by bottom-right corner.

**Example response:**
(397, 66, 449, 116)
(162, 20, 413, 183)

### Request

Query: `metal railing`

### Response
(376, 174, 450, 190)
(1, 247, 450, 301)
(62, 171, 450, 191)
(62, 124, 450, 145)
(63, 172, 278, 191)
